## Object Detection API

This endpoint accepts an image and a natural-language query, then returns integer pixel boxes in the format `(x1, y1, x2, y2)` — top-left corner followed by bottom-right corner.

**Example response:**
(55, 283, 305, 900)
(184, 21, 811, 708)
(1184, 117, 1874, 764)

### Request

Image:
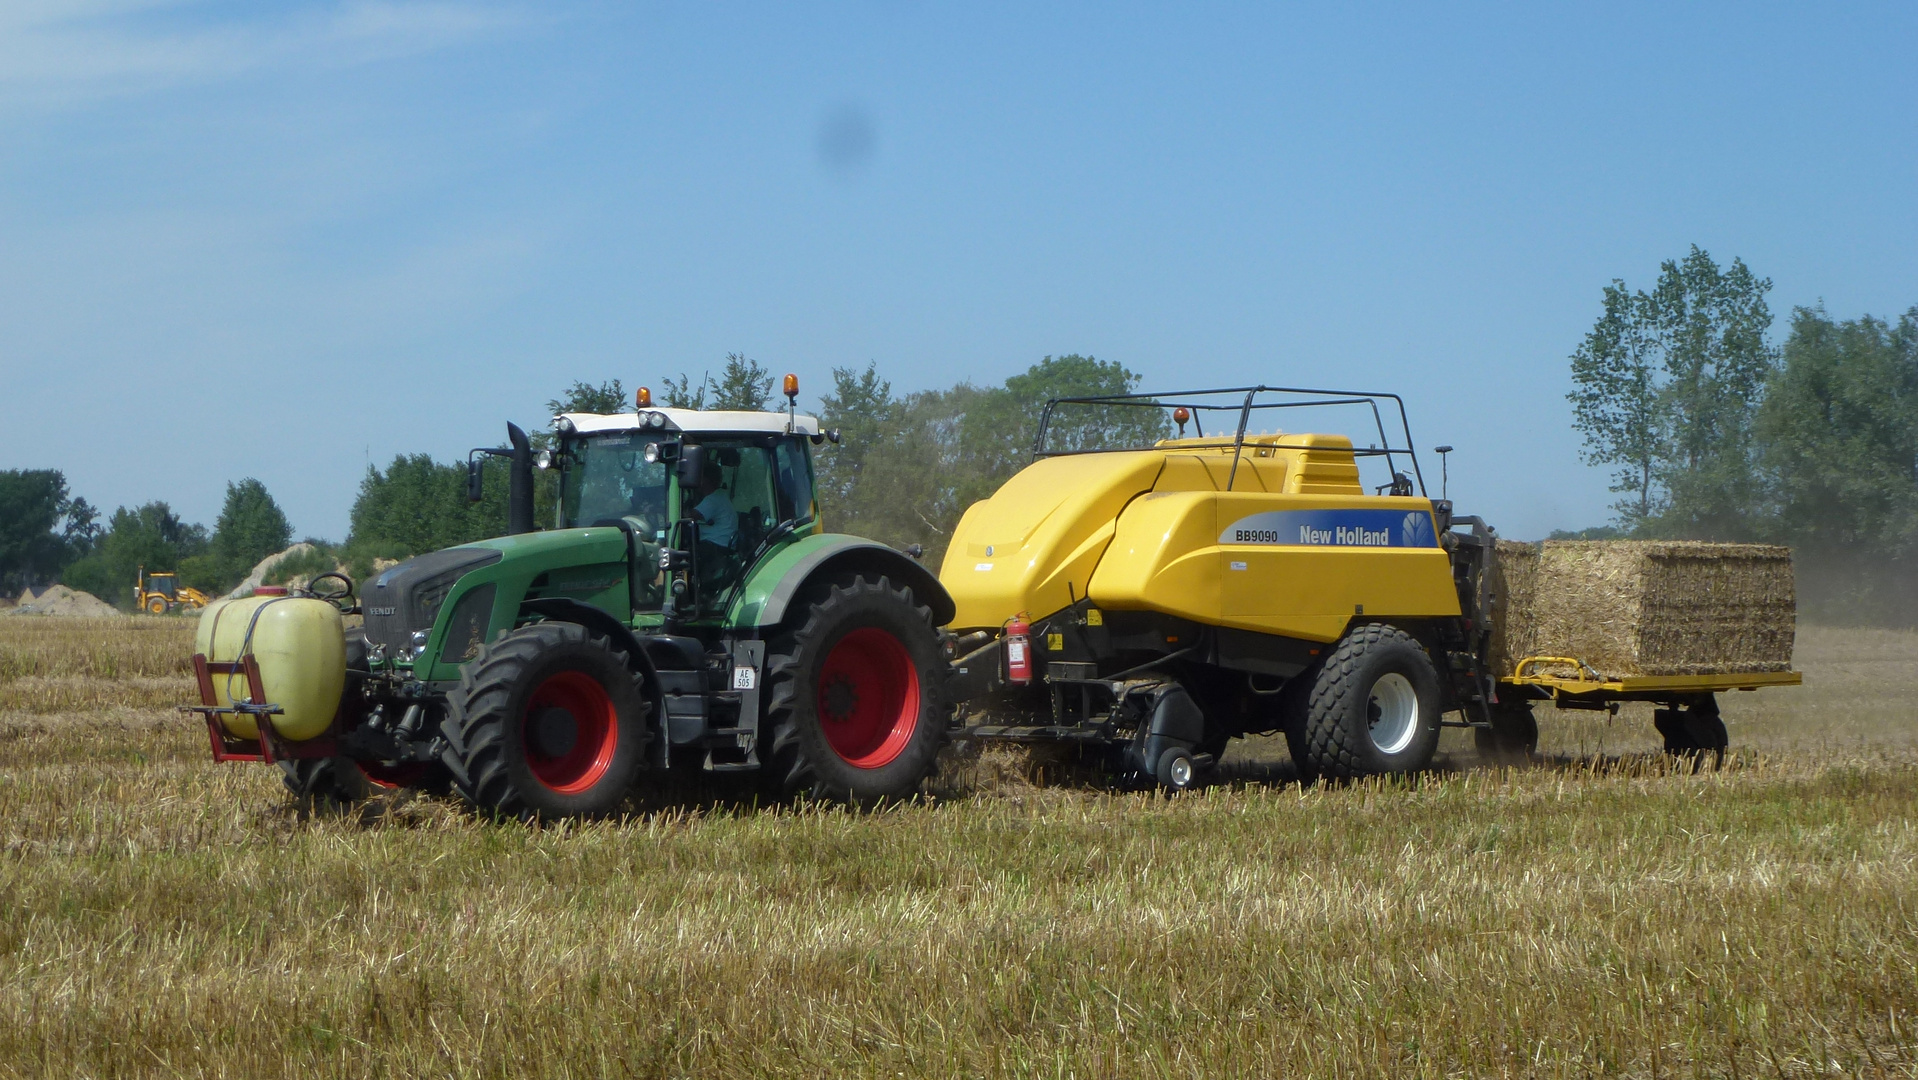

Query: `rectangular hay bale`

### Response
(1487, 540, 1796, 679)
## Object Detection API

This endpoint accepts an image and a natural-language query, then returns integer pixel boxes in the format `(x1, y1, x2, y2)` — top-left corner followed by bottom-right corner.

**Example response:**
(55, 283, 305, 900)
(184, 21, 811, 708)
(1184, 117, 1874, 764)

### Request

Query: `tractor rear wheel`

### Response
(440, 622, 650, 819)
(1299, 623, 1442, 778)
(763, 575, 947, 806)
(1474, 701, 1538, 764)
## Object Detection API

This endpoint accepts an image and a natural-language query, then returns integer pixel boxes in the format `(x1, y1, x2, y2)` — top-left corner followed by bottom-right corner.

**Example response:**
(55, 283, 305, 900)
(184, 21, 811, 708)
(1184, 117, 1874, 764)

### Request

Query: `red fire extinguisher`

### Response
(1004, 614, 1033, 685)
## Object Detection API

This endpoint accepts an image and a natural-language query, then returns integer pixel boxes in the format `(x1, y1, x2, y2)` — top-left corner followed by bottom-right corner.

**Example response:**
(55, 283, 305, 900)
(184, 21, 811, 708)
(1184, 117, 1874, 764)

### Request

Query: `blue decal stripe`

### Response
(1220, 509, 1438, 548)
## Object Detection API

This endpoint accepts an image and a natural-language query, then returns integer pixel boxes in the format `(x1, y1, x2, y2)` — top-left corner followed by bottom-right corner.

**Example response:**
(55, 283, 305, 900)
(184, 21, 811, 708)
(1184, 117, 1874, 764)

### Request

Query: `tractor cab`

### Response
(548, 402, 825, 622)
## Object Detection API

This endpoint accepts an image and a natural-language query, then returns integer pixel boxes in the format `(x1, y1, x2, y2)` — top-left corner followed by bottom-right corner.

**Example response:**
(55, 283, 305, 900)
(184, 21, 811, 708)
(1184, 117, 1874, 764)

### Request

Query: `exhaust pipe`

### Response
(506, 422, 535, 535)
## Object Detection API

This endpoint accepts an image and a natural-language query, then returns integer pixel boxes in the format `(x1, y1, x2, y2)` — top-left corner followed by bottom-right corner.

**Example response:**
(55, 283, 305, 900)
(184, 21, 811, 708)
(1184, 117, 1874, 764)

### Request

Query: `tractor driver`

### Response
(687, 469, 739, 569)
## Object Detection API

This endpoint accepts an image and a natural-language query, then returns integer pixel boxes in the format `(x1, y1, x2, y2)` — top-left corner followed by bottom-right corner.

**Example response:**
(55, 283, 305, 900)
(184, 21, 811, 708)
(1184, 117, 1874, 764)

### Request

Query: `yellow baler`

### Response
(938, 386, 1502, 788)
(943, 433, 1460, 642)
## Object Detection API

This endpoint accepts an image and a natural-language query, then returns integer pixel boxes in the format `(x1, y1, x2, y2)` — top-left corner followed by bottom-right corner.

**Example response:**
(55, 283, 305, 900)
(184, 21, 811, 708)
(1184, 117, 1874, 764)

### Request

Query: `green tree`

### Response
(659, 372, 708, 410)
(1755, 304, 1918, 621)
(204, 478, 292, 585)
(711, 353, 773, 411)
(1569, 280, 1662, 522)
(815, 363, 903, 509)
(62, 503, 209, 608)
(0, 470, 96, 594)
(547, 379, 628, 417)
(1569, 247, 1776, 536)
(813, 355, 1157, 564)
(348, 455, 492, 559)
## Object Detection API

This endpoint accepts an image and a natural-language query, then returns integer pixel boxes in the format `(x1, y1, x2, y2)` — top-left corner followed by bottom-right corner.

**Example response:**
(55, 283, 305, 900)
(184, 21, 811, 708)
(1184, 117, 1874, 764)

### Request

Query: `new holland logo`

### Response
(1219, 509, 1440, 549)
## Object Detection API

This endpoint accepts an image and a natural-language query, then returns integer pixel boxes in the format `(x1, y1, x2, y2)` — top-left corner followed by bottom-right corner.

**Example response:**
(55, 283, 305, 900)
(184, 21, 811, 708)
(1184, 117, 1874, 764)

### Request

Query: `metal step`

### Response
(702, 760, 760, 773)
(701, 725, 759, 772)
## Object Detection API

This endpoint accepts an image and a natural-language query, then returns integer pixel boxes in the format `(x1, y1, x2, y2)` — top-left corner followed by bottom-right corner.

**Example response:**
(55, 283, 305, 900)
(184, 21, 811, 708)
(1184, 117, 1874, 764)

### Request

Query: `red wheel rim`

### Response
(520, 670, 619, 794)
(815, 627, 921, 769)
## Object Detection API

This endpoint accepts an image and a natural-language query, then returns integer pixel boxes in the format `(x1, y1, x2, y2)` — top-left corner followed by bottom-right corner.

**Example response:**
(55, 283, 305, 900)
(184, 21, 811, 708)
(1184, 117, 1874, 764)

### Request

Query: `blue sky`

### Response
(2, 2, 1913, 542)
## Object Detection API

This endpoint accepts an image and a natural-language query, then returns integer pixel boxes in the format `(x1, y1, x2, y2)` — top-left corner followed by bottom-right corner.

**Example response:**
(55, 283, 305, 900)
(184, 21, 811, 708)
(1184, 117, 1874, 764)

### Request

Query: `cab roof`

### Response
(556, 408, 821, 437)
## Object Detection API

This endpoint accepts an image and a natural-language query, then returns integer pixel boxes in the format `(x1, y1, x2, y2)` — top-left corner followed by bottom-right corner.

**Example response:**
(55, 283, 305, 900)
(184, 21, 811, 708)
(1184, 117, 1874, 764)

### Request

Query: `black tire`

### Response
(763, 574, 947, 806)
(1655, 697, 1727, 765)
(1299, 623, 1443, 778)
(1474, 701, 1539, 764)
(1277, 668, 1318, 778)
(279, 757, 375, 809)
(1155, 746, 1196, 791)
(440, 622, 651, 820)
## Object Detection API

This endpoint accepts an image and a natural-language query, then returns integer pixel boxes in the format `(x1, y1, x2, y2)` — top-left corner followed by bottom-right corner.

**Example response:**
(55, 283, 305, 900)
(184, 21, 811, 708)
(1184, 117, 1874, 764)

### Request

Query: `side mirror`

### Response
(466, 458, 484, 503)
(676, 444, 707, 489)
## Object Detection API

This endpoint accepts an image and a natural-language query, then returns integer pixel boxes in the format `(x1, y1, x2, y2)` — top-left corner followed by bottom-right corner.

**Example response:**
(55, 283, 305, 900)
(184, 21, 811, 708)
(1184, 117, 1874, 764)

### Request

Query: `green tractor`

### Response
(194, 387, 953, 818)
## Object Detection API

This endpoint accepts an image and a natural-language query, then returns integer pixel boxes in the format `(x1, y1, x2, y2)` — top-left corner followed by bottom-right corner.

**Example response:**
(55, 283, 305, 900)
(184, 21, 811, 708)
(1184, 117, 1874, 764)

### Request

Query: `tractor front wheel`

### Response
(279, 757, 387, 808)
(441, 622, 650, 819)
(145, 595, 169, 615)
(763, 575, 947, 806)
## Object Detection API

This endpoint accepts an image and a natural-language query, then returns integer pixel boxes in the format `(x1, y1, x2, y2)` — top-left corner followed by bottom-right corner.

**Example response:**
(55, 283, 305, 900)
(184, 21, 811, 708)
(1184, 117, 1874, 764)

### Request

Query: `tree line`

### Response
(1566, 245, 1918, 622)
(0, 475, 293, 607)
(0, 352, 1149, 607)
(7, 258, 1911, 623)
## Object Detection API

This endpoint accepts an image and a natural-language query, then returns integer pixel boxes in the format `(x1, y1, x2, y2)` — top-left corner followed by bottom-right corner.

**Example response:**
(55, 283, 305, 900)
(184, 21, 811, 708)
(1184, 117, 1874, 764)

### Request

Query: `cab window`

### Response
(774, 438, 816, 525)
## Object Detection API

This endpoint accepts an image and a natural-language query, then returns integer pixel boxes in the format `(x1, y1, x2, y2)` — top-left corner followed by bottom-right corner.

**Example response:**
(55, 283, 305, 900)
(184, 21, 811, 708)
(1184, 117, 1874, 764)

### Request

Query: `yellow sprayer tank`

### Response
(193, 593, 346, 741)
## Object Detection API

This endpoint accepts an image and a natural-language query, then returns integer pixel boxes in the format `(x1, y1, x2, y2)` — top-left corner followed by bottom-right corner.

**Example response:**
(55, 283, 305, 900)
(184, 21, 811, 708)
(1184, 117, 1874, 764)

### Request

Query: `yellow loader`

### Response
(137, 566, 213, 615)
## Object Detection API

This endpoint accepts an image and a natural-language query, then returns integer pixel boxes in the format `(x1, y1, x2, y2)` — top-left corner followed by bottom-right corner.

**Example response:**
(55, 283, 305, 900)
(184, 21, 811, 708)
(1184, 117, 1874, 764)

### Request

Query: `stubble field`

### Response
(0, 616, 1912, 1078)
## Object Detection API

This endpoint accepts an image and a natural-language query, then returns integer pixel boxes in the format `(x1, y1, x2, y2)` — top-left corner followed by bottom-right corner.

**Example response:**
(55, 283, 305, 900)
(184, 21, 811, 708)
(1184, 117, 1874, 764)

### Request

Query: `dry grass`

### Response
(0, 618, 1912, 1078)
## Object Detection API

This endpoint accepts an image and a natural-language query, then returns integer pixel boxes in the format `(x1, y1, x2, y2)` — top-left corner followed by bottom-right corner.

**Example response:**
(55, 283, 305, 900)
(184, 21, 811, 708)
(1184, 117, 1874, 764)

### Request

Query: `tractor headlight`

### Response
(535, 449, 553, 470)
(409, 630, 430, 658)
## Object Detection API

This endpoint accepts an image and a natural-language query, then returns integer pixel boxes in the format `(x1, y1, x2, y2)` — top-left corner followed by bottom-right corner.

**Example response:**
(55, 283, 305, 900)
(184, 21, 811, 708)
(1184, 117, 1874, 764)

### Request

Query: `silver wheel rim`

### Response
(1368, 672, 1419, 755)
(1167, 754, 1192, 788)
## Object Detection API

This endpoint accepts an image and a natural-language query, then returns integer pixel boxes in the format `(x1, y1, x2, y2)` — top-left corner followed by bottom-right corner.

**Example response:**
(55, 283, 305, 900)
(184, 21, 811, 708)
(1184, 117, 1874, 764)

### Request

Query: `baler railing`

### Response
(1031, 385, 1426, 496)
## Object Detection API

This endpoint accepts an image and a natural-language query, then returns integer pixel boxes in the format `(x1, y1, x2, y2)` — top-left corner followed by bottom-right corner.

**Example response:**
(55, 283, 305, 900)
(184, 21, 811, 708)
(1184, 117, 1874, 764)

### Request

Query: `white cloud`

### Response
(0, 0, 525, 106)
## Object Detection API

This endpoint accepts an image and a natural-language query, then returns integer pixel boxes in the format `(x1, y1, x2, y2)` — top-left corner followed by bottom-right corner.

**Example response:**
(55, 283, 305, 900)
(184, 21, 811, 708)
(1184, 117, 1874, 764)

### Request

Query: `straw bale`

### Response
(1487, 540, 1795, 678)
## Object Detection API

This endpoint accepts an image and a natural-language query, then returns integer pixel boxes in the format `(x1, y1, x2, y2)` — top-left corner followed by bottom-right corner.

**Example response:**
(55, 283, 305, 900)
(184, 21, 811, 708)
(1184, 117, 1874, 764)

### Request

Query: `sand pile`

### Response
(5, 584, 124, 617)
(1488, 540, 1795, 679)
(225, 543, 319, 599)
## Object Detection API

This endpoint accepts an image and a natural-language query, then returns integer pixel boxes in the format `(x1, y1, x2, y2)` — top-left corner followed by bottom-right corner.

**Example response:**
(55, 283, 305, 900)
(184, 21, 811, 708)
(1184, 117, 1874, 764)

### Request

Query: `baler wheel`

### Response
(1298, 623, 1443, 779)
(1155, 746, 1196, 791)
(763, 574, 947, 806)
(440, 622, 650, 820)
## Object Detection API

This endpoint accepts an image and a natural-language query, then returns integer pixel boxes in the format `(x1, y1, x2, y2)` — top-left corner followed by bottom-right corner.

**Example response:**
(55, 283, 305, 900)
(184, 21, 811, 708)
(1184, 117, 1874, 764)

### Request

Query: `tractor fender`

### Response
(732, 534, 956, 630)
